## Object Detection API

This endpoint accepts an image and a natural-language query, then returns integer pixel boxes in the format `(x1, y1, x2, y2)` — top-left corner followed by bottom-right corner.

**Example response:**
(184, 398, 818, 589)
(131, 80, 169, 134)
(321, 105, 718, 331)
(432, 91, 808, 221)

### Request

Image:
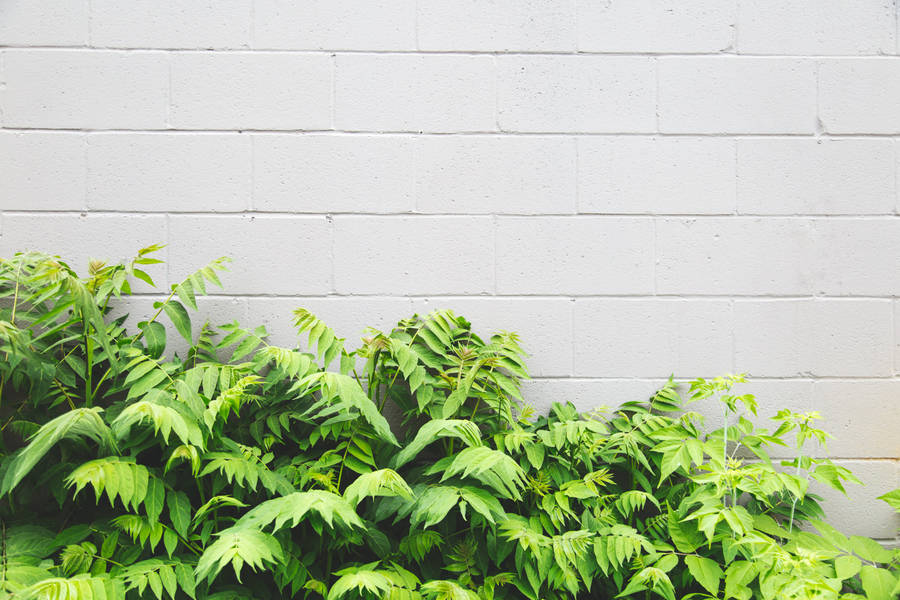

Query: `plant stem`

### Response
(336, 426, 356, 490)
(10, 262, 21, 326)
(788, 457, 802, 533)
(83, 311, 94, 407)
(722, 404, 728, 507)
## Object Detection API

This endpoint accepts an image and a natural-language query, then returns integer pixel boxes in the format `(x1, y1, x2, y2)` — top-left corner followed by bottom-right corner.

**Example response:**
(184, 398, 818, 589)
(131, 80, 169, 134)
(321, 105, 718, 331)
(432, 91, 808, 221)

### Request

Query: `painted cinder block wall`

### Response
(1, 0, 898, 539)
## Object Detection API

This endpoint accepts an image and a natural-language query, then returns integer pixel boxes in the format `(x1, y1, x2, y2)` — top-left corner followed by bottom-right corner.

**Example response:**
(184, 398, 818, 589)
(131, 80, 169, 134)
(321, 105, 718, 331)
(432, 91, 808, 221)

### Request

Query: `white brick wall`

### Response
(0, 0, 897, 538)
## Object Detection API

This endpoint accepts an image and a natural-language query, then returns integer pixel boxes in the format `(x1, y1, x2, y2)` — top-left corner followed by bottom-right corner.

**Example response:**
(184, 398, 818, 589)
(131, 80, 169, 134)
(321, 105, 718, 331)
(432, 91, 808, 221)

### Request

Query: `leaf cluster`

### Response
(0, 248, 897, 600)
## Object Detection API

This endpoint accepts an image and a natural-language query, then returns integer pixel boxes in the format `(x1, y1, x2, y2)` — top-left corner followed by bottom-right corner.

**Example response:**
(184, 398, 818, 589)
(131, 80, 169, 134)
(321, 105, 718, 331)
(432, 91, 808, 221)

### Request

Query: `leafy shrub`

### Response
(0, 248, 897, 600)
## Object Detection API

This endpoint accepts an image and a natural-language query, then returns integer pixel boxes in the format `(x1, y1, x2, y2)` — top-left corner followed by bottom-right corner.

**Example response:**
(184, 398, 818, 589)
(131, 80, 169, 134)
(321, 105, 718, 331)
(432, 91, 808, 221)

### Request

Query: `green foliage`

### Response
(0, 247, 897, 600)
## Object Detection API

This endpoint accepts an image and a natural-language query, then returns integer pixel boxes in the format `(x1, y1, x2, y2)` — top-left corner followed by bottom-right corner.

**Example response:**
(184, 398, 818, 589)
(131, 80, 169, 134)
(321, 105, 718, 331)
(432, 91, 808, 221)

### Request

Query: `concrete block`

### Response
(813, 218, 900, 296)
(737, 0, 894, 55)
(578, 137, 736, 215)
(252, 134, 414, 213)
(167, 215, 332, 295)
(497, 55, 656, 133)
(820, 58, 900, 134)
(0, 213, 167, 290)
(737, 138, 896, 215)
(332, 216, 494, 294)
(659, 57, 816, 133)
(522, 378, 667, 416)
(418, 0, 575, 51)
(87, 133, 251, 211)
(410, 296, 574, 377)
(814, 460, 898, 539)
(0, 0, 88, 46)
(813, 380, 900, 459)
(253, 0, 415, 50)
(656, 217, 816, 295)
(2, 49, 168, 129)
(245, 296, 414, 352)
(91, 0, 251, 49)
(170, 52, 332, 130)
(0, 131, 86, 210)
(577, 0, 734, 53)
(415, 136, 577, 214)
(573, 299, 734, 377)
(334, 54, 496, 132)
(496, 216, 654, 294)
(734, 299, 893, 377)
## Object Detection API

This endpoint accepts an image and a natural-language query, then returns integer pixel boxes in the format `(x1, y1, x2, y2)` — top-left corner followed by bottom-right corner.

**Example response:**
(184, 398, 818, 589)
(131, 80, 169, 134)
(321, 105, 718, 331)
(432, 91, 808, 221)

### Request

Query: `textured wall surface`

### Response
(1, 0, 898, 538)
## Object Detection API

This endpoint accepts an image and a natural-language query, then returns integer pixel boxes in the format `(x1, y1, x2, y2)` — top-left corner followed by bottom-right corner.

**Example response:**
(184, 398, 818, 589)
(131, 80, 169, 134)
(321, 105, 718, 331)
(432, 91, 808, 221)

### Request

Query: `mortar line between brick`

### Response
(492, 55, 500, 132)
(733, 137, 739, 214)
(5, 46, 900, 58)
(101, 292, 899, 304)
(86, 0, 93, 46)
(247, 133, 255, 211)
(98, 291, 900, 301)
(892, 296, 897, 375)
(164, 213, 171, 288)
(571, 0, 579, 52)
(729, 299, 736, 372)
(6, 127, 900, 139)
(730, 0, 738, 52)
(9, 210, 900, 220)
(411, 136, 419, 212)
(165, 53, 172, 128)
(894, 139, 899, 216)
(329, 216, 336, 294)
(491, 214, 498, 296)
(814, 59, 823, 136)
(413, 0, 420, 51)
(651, 217, 658, 295)
(653, 56, 660, 132)
(525, 375, 900, 382)
(329, 54, 336, 130)
(573, 137, 580, 213)
(248, 0, 256, 49)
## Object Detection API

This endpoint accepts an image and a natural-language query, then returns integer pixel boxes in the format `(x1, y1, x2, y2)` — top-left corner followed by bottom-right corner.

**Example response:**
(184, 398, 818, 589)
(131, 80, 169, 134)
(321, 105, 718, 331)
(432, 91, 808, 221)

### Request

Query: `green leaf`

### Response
(175, 562, 196, 599)
(114, 397, 201, 446)
(685, 555, 722, 596)
(65, 457, 149, 511)
(849, 535, 894, 563)
(0, 408, 115, 496)
(162, 300, 192, 343)
(163, 530, 178, 558)
(523, 442, 545, 470)
(145, 477, 166, 525)
(343, 469, 413, 506)
(667, 510, 703, 553)
(410, 486, 460, 529)
(141, 321, 167, 359)
(442, 389, 467, 419)
(235, 490, 364, 533)
(293, 308, 345, 368)
(724, 561, 756, 600)
(299, 372, 398, 446)
(860, 565, 897, 600)
(877, 488, 900, 511)
(327, 563, 392, 600)
(440, 446, 526, 500)
(18, 574, 125, 600)
(168, 491, 191, 538)
(420, 579, 480, 600)
(390, 419, 482, 469)
(835, 554, 861, 580)
(194, 528, 282, 584)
